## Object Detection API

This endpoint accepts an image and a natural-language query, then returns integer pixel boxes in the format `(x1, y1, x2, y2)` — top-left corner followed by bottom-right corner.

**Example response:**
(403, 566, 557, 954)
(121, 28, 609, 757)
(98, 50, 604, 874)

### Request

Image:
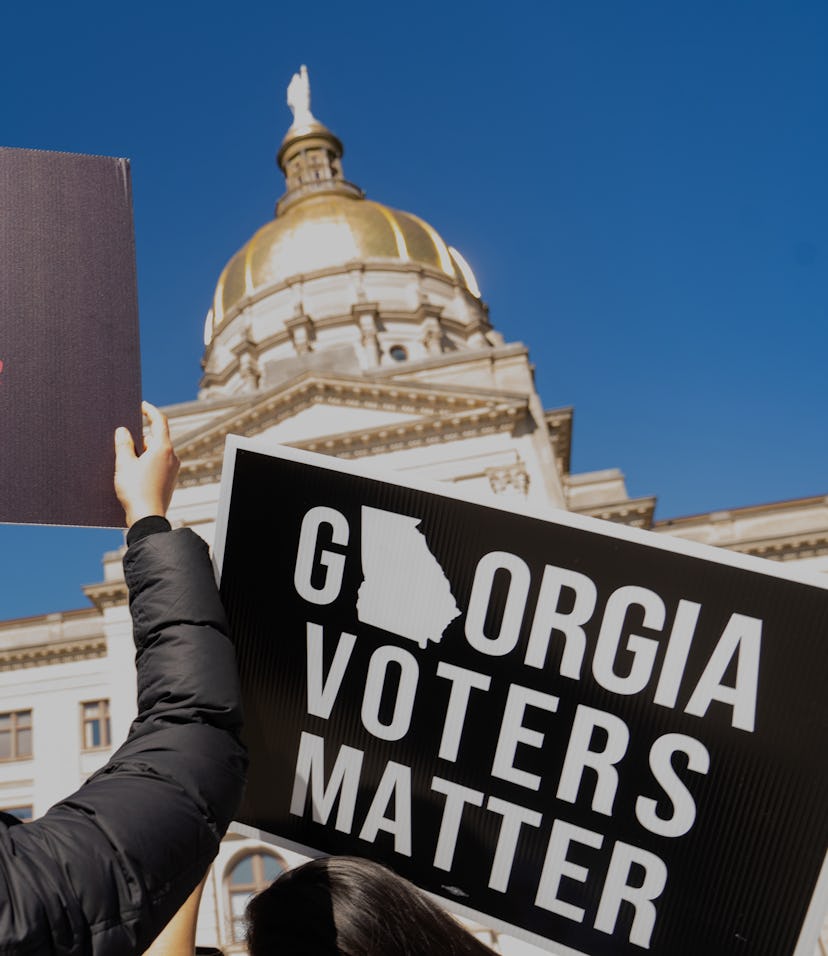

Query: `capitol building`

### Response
(0, 70, 825, 954)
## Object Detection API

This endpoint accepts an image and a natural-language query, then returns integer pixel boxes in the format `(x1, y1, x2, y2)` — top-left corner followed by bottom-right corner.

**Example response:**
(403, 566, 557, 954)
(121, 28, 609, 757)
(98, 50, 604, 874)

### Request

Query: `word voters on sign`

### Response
(214, 438, 828, 956)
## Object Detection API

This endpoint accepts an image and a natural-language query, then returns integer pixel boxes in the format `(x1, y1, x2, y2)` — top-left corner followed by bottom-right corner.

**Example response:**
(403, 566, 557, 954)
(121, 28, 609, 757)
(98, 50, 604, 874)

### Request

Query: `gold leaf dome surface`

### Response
(211, 193, 476, 328)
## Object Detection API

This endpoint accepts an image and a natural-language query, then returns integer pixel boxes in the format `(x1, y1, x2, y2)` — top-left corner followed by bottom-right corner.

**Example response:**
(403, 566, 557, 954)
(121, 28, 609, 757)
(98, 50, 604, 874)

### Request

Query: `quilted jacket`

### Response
(0, 527, 248, 954)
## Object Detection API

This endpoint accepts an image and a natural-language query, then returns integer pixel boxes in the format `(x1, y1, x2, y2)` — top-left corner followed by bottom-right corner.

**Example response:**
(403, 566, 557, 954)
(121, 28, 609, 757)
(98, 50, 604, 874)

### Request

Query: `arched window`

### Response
(226, 849, 285, 943)
(389, 344, 408, 361)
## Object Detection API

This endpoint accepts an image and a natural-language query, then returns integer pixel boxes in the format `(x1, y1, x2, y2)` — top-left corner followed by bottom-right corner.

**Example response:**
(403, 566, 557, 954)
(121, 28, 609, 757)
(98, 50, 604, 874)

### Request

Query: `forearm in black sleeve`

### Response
(0, 528, 248, 956)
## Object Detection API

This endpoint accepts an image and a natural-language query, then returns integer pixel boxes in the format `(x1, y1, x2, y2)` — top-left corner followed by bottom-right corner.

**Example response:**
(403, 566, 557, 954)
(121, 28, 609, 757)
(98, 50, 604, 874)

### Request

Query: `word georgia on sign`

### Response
(294, 503, 762, 733)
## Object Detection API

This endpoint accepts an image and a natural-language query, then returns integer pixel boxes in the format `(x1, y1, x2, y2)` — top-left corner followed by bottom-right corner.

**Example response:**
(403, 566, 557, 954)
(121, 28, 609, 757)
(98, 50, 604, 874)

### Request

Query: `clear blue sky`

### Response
(1, 1, 826, 619)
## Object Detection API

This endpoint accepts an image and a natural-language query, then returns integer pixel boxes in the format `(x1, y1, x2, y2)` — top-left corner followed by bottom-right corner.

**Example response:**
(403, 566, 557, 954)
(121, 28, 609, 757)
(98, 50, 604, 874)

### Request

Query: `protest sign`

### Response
(215, 437, 828, 956)
(0, 146, 142, 527)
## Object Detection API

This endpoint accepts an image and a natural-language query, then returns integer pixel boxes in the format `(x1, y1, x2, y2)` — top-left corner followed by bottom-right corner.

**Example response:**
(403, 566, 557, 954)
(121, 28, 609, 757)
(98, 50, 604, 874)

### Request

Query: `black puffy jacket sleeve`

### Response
(0, 528, 248, 955)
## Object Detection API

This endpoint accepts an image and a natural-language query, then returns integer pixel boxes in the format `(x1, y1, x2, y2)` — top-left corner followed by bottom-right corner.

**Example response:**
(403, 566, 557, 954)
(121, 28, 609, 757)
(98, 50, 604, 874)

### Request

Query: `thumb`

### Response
(114, 426, 136, 462)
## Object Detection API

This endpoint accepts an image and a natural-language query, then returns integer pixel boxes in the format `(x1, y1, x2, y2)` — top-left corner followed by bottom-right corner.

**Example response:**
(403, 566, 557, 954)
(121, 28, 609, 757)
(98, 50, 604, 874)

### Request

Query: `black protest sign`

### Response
(0, 146, 142, 527)
(215, 439, 828, 956)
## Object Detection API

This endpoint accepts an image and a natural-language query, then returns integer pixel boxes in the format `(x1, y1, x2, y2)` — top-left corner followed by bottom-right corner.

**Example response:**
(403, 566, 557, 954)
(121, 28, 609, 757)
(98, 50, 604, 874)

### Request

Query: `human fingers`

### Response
(114, 425, 137, 464)
(141, 401, 171, 448)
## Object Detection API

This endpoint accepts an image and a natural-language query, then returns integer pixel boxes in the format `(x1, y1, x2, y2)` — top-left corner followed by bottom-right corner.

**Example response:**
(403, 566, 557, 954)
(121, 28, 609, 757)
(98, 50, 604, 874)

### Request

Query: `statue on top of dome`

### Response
(287, 64, 315, 127)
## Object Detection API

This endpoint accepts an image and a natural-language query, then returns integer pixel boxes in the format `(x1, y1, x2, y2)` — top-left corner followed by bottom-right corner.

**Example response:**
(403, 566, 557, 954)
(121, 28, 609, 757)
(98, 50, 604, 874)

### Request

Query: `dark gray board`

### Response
(0, 146, 142, 527)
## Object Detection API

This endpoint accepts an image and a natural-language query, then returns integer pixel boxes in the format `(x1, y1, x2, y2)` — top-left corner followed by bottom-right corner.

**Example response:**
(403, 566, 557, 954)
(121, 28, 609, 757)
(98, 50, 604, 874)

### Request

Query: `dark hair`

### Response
(246, 855, 495, 955)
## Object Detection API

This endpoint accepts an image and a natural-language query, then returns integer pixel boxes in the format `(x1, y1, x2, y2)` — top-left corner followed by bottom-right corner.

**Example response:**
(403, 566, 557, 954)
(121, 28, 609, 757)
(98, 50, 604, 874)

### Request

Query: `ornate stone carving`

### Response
(354, 308, 381, 367)
(286, 312, 315, 355)
(422, 316, 444, 355)
(487, 463, 530, 496)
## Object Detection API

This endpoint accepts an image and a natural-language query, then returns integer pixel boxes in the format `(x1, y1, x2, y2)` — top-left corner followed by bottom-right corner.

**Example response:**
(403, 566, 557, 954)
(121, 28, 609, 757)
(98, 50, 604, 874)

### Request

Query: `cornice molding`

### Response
(369, 343, 526, 382)
(573, 497, 657, 530)
(178, 374, 529, 456)
(727, 534, 828, 562)
(177, 393, 530, 486)
(0, 607, 99, 632)
(83, 581, 129, 611)
(0, 636, 107, 672)
(295, 402, 526, 459)
(655, 494, 828, 528)
(178, 461, 224, 488)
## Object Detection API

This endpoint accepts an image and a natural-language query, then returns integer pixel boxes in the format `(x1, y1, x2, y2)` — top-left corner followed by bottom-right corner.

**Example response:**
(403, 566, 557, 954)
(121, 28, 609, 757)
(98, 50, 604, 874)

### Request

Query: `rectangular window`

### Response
(81, 700, 111, 751)
(0, 710, 32, 761)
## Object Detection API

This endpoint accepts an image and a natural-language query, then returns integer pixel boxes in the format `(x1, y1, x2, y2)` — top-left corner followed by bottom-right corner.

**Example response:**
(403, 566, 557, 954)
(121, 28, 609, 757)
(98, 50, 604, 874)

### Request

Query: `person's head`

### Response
(246, 855, 495, 955)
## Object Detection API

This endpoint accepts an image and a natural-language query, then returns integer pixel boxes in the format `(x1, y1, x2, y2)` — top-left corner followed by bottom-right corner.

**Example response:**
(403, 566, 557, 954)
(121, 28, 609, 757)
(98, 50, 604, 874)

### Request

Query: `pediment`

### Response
(174, 371, 530, 485)
(247, 402, 421, 445)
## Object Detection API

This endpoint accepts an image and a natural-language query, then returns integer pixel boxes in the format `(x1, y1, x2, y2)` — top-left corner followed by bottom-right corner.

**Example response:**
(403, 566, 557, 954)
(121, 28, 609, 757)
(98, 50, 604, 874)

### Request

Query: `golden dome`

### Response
(205, 67, 482, 339)
(209, 192, 480, 331)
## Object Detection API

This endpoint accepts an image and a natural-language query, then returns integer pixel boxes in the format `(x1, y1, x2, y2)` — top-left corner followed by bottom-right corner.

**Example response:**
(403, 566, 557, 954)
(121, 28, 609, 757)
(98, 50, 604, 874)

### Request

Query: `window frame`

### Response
(224, 849, 286, 944)
(80, 699, 112, 752)
(0, 709, 33, 761)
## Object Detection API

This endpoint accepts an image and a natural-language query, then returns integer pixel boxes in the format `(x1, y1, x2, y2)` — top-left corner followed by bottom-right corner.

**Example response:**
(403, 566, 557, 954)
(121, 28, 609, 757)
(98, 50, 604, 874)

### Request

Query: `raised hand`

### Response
(114, 401, 180, 527)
